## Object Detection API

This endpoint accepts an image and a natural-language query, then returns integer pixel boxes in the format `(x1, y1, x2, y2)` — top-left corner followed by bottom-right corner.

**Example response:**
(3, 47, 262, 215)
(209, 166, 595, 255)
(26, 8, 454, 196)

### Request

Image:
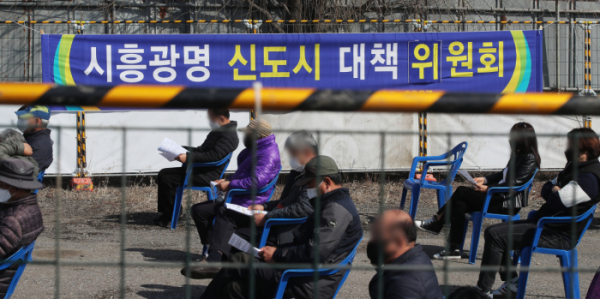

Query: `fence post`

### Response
(581, 22, 596, 128)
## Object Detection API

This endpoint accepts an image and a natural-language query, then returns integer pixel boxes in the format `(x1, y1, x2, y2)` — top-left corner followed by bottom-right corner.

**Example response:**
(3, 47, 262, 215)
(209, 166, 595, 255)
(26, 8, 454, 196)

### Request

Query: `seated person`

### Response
(154, 108, 239, 227)
(416, 122, 540, 260)
(475, 128, 600, 298)
(182, 131, 316, 278)
(15, 105, 53, 172)
(0, 129, 37, 179)
(368, 210, 442, 299)
(190, 119, 281, 261)
(199, 156, 363, 299)
(0, 159, 44, 297)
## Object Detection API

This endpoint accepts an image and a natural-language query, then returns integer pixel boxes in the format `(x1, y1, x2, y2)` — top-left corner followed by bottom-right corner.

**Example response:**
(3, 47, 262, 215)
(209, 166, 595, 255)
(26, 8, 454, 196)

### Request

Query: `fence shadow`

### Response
(127, 248, 203, 262)
(137, 284, 206, 299)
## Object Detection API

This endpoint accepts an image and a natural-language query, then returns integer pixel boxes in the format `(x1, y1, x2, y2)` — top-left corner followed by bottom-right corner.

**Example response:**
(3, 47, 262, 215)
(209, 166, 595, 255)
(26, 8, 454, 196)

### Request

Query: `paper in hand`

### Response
(457, 169, 478, 185)
(210, 181, 218, 189)
(228, 233, 261, 258)
(158, 137, 187, 161)
(225, 203, 268, 216)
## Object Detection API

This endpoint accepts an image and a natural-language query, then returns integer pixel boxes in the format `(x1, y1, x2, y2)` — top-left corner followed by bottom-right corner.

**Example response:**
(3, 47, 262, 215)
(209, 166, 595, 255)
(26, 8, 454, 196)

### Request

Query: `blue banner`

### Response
(42, 31, 543, 93)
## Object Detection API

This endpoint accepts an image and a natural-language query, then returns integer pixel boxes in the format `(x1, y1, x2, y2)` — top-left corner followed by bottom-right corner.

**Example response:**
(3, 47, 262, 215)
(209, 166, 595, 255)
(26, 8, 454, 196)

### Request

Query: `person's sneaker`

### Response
(415, 215, 443, 235)
(432, 249, 462, 260)
(180, 260, 221, 279)
(491, 278, 518, 298)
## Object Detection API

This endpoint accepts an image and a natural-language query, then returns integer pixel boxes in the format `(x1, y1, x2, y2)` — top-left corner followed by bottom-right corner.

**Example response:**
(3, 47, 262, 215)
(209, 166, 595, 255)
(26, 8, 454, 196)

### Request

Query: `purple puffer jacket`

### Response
(229, 134, 281, 206)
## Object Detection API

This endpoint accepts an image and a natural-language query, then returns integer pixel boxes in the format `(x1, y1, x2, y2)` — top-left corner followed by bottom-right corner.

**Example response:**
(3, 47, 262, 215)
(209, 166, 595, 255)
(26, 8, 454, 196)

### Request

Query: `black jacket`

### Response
(262, 170, 314, 245)
(369, 245, 443, 299)
(485, 152, 538, 209)
(23, 129, 53, 172)
(183, 121, 239, 182)
(273, 188, 363, 299)
(0, 195, 44, 297)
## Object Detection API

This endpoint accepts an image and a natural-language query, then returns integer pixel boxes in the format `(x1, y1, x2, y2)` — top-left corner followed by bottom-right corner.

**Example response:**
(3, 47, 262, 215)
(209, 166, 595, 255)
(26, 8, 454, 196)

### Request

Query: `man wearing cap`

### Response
(199, 156, 363, 299)
(190, 119, 281, 264)
(0, 158, 44, 297)
(15, 105, 54, 172)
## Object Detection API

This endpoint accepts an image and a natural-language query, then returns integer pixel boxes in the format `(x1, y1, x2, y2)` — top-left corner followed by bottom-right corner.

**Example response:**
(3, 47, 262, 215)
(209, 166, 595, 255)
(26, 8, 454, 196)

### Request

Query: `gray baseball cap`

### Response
(0, 158, 43, 190)
(295, 156, 339, 186)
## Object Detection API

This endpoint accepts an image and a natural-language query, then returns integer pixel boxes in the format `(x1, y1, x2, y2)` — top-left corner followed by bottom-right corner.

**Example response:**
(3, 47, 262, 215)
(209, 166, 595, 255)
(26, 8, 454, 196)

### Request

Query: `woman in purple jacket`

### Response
(190, 119, 281, 267)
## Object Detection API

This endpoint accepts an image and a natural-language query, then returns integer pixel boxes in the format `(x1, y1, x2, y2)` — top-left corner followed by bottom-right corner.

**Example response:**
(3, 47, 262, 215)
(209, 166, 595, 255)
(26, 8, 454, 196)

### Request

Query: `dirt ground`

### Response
(9, 174, 600, 298)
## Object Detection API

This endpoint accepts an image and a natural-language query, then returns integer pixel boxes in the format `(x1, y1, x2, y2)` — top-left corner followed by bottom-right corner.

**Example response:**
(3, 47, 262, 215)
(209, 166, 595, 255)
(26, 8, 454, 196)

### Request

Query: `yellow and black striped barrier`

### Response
(0, 19, 595, 25)
(0, 83, 598, 115)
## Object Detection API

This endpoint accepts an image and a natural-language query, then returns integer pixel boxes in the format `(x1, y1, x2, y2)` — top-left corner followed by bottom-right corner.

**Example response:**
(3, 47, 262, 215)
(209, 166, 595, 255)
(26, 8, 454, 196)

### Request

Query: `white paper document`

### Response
(228, 233, 261, 258)
(158, 137, 187, 161)
(457, 169, 478, 185)
(226, 203, 268, 216)
(210, 181, 218, 189)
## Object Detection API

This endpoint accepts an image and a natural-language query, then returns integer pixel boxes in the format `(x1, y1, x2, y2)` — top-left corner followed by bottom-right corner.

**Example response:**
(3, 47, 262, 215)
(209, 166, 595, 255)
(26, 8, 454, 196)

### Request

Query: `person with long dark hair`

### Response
(475, 128, 600, 298)
(415, 122, 541, 260)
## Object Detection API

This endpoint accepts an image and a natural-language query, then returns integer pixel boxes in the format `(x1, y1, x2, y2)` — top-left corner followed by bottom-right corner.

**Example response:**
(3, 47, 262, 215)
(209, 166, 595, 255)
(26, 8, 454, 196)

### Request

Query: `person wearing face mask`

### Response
(198, 156, 362, 299)
(154, 108, 239, 227)
(474, 128, 600, 298)
(415, 122, 540, 261)
(181, 131, 315, 279)
(367, 210, 442, 299)
(15, 105, 53, 172)
(188, 119, 280, 265)
(0, 158, 44, 298)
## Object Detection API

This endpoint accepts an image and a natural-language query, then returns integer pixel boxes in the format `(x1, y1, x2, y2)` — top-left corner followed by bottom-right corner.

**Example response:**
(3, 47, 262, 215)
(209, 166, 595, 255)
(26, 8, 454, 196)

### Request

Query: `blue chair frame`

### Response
(515, 205, 597, 299)
(400, 142, 468, 219)
(200, 165, 283, 256)
(170, 153, 233, 230)
(274, 236, 363, 299)
(461, 168, 538, 264)
(33, 170, 45, 195)
(259, 217, 308, 248)
(0, 241, 36, 299)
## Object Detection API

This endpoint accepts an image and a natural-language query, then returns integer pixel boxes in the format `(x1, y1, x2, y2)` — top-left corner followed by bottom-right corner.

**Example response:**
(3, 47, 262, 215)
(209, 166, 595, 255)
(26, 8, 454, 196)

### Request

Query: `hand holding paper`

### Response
(228, 233, 261, 258)
(457, 170, 478, 185)
(158, 137, 187, 162)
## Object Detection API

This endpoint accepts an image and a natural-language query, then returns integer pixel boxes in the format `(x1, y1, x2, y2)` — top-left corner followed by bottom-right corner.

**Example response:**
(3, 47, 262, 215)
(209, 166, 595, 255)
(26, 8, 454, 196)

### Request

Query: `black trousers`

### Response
(191, 200, 225, 246)
(477, 220, 571, 292)
(199, 253, 281, 299)
(437, 186, 510, 250)
(156, 167, 211, 217)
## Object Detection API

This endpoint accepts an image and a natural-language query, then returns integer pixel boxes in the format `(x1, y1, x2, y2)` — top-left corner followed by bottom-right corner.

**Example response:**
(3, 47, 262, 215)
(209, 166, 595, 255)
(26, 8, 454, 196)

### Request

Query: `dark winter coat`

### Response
(485, 152, 538, 209)
(369, 245, 443, 299)
(23, 129, 53, 172)
(183, 121, 239, 183)
(0, 194, 44, 297)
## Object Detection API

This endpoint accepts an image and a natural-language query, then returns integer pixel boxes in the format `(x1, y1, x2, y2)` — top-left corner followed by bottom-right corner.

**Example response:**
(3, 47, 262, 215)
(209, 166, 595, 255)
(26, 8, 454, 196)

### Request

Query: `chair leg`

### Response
(469, 216, 483, 265)
(558, 253, 573, 298)
(170, 186, 184, 230)
(437, 189, 446, 210)
(460, 218, 470, 256)
(517, 247, 532, 299)
(400, 187, 408, 210)
(408, 187, 421, 220)
(571, 250, 581, 299)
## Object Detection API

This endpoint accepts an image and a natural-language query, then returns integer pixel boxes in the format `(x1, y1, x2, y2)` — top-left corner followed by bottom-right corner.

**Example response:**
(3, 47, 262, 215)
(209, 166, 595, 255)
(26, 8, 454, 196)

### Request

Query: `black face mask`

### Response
(564, 148, 575, 162)
(243, 135, 255, 148)
(366, 240, 390, 265)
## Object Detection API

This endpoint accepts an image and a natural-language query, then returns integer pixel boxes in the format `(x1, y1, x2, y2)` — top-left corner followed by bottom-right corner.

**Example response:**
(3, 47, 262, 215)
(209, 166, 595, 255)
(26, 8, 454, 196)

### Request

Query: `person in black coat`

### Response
(368, 210, 442, 299)
(416, 122, 540, 260)
(15, 105, 54, 172)
(154, 109, 239, 227)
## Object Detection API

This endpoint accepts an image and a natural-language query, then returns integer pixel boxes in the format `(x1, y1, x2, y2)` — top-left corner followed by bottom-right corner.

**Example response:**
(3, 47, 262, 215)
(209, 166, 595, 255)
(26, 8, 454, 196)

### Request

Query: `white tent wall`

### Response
(0, 106, 590, 175)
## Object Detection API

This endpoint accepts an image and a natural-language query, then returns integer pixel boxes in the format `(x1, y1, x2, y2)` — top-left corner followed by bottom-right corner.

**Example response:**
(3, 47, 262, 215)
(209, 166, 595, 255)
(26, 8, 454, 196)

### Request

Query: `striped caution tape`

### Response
(0, 19, 595, 25)
(0, 83, 598, 115)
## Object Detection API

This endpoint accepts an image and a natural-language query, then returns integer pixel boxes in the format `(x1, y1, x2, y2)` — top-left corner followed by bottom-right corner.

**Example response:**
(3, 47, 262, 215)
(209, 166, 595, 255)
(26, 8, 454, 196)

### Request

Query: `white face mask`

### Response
(17, 119, 30, 132)
(0, 187, 12, 203)
(306, 181, 323, 199)
(289, 157, 305, 172)
(209, 120, 220, 130)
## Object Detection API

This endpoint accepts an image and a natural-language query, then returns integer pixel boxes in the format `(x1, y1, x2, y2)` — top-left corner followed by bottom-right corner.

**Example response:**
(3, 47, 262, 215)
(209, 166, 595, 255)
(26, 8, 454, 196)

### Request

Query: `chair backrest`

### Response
(0, 241, 36, 299)
(331, 236, 363, 298)
(440, 142, 468, 185)
(33, 170, 45, 195)
(574, 205, 597, 247)
(184, 152, 233, 187)
(264, 165, 283, 201)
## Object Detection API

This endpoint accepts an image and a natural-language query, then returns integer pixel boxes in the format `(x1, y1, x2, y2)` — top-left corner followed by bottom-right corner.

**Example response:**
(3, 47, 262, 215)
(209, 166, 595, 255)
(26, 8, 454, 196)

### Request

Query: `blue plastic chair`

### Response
(515, 205, 597, 299)
(32, 170, 45, 195)
(259, 217, 308, 248)
(461, 168, 538, 264)
(201, 165, 282, 256)
(400, 142, 468, 219)
(274, 236, 363, 299)
(170, 153, 233, 230)
(0, 241, 36, 299)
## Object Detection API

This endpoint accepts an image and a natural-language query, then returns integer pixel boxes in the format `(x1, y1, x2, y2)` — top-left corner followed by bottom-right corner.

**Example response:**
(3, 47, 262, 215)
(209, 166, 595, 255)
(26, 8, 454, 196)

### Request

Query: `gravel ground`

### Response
(9, 175, 600, 298)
